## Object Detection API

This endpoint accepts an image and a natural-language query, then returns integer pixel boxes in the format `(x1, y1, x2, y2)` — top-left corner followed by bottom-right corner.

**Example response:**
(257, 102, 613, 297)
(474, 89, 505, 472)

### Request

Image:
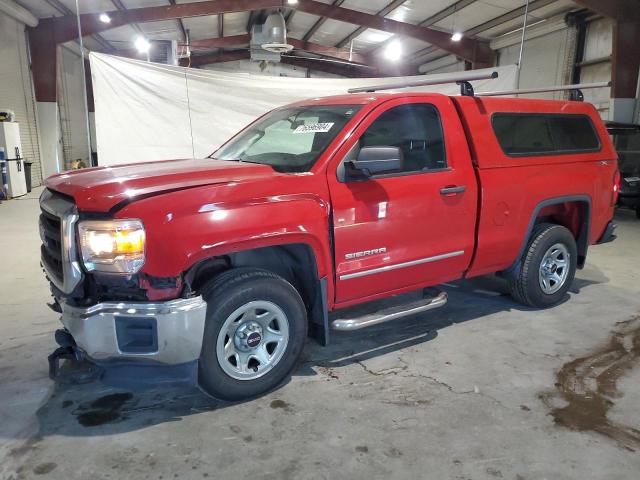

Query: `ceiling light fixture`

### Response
(287, 0, 299, 4)
(134, 36, 151, 54)
(99, 13, 111, 24)
(451, 32, 463, 42)
(384, 40, 402, 62)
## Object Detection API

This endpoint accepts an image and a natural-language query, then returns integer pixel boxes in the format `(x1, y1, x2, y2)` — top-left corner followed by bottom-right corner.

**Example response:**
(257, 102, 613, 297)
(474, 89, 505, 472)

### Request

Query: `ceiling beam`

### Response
(41, 0, 283, 44)
(111, 0, 144, 36)
(417, 0, 478, 28)
(302, 0, 346, 42)
(37, 0, 492, 64)
(186, 34, 250, 49)
(335, 0, 406, 48)
(182, 49, 419, 77)
(282, 55, 418, 77)
(287, 38, 368, 64)
(182, 34, 369, 65)
(44, 0, 116, 52)
(465, 0, 558, 37)
(294, 0, 494, 64)
(572, 0, 639, 20)
(285, 9, 296, 26)
(185, 50, 251, 67)
(410, 0, 558, 62)
(372, 0, 478, 57)
(182, 49, 366, 77)
(280, 56, 368, 77)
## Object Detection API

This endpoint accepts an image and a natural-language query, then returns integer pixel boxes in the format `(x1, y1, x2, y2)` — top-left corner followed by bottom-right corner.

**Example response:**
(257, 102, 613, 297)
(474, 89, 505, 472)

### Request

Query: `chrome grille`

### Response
(40, 209, 64, 284)
(39, 189, 83, 294)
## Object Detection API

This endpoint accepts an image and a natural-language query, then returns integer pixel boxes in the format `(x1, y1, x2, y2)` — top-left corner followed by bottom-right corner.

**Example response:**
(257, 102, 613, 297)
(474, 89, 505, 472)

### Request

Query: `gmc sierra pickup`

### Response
(40, 90, 618, 400)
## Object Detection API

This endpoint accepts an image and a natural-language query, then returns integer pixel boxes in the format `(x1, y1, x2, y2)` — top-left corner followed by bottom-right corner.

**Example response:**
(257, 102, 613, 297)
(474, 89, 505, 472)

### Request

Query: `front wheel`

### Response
(198, 268, 307, 401)
(508, 223, 577, 308)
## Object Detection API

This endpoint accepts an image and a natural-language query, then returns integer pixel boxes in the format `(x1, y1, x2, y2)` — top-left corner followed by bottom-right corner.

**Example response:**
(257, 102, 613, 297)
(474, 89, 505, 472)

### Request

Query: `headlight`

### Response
(78, 219, 145, 273)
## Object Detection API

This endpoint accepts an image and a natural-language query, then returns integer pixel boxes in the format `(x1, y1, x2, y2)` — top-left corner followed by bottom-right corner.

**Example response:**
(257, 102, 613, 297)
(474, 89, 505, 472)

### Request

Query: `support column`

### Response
(610, 17, 640, 123)
(28, 21, 61, 178)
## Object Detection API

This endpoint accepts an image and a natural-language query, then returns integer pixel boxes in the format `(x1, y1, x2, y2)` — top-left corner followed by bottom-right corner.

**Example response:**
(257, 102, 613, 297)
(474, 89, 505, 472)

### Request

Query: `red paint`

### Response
(45, 92, 617, 311)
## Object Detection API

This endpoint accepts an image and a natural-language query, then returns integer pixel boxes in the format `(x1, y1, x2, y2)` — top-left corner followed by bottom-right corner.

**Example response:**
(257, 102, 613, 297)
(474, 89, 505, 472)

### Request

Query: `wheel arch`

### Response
(184, 243, 330, 346)
(503, 195, 592, 278)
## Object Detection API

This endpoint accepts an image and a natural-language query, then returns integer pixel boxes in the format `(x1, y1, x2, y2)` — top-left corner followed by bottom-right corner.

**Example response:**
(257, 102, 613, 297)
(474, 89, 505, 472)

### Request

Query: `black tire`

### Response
(635, 206, 640, 219)
(198, 268, 307, 401)
(508, 223, 577, 308)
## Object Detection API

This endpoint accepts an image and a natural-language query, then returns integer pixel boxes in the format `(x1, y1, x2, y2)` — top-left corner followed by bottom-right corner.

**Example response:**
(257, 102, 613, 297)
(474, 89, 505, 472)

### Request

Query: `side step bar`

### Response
(331, 289, 447, 331)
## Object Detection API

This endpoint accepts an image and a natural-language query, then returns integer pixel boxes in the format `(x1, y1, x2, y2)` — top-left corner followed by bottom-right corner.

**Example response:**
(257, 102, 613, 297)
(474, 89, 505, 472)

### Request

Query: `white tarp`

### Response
(90, 53, 518, 166)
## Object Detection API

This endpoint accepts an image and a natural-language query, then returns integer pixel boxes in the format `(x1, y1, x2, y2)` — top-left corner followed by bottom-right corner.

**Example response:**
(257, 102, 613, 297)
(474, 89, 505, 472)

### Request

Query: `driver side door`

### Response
(327, 97, 478, 305)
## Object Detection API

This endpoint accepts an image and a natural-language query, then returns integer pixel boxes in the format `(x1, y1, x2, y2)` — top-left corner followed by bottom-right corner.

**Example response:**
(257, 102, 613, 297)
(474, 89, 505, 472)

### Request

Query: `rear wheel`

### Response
(198, 268, 307, 401)
(508, 223, 577, 308)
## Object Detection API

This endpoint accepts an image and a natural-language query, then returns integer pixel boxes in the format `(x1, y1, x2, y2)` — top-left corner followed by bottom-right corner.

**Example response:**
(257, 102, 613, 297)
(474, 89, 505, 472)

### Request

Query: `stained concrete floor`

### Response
(1, 187, 639, 480)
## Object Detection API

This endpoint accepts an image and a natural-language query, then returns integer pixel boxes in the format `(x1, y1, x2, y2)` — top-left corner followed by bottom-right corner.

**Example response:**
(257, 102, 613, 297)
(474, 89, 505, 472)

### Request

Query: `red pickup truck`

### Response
(41, 90, 618, 400)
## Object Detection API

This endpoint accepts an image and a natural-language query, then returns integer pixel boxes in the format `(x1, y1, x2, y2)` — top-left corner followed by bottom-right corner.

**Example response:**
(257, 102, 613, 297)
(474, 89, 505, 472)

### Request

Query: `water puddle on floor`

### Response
(540, 315, 640, 451)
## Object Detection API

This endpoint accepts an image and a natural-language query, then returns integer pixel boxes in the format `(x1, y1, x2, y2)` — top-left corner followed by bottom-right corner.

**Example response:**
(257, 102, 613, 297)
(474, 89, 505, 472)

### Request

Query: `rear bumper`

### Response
(59, 296, 207, 365)
(596, 221, 617, 245)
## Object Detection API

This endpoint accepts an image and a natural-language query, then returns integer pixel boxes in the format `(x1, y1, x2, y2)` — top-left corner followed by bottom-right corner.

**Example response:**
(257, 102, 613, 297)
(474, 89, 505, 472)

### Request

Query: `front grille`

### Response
(39, 188, 82, 295)
(40, 209, 64, 284)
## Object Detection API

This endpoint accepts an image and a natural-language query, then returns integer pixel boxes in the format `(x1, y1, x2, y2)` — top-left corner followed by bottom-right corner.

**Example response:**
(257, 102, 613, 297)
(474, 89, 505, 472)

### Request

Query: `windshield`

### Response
(213, 105, 361, 173)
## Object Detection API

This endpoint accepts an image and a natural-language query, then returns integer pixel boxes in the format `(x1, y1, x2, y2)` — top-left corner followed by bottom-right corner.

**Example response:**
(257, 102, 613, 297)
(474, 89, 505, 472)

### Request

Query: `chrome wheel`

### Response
(538, 243, 570, 294)
(216, 300, 289, 381)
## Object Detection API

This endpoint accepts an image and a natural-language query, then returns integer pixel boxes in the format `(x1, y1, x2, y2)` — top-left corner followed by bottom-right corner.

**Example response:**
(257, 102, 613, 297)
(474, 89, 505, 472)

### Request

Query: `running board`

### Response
(331, 289, 447, 331)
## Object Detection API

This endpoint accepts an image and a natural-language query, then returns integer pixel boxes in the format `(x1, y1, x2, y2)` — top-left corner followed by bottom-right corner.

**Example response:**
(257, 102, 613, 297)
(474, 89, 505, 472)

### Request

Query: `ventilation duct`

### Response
(149, 40, 178, 65)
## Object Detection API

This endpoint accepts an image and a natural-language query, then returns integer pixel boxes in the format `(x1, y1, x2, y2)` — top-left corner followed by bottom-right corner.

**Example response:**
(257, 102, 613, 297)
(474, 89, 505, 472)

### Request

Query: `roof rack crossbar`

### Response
(347, 71, 499, 95)
(477, 81, 611, 99)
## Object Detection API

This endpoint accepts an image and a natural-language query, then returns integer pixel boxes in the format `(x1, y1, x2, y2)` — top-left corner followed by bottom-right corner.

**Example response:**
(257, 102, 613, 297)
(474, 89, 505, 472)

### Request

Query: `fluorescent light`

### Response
(134, 36, 151, 54)
(99, 13, 111, 24)
(287, 0, 298, 4)
(383, 40, 402, 62)
(451, 32, 463, 42)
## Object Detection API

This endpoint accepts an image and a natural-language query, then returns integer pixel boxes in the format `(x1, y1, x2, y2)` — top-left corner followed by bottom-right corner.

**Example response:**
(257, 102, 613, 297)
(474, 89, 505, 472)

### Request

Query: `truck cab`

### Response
(40, 89, 618, 400)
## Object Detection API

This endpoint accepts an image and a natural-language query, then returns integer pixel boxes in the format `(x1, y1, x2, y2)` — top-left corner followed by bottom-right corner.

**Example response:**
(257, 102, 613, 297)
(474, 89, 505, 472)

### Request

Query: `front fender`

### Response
(115, 180, 333, 281)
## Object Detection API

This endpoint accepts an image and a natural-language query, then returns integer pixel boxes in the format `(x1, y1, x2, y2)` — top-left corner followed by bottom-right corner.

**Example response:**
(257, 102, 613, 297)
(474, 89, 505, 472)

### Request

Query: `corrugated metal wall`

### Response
(0, 11, 43, 186)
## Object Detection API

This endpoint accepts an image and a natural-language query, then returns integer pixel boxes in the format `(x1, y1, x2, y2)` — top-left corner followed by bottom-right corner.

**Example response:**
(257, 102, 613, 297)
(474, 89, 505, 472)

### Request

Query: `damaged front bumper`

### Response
(57, 296, 207, 365)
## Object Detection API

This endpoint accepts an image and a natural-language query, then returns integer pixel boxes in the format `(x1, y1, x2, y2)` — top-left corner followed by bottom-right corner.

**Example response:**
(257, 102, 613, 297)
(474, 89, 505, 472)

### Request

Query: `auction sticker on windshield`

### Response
(294, 123, 334, 134)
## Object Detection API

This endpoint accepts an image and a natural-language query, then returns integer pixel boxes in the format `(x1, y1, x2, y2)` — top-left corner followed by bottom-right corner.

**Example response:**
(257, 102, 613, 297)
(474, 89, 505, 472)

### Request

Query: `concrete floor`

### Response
(1, 187, 639, 480)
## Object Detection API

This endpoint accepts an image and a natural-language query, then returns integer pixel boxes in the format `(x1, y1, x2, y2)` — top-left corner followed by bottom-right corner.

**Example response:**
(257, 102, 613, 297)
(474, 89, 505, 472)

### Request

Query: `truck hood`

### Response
(45, 159, 277, 212)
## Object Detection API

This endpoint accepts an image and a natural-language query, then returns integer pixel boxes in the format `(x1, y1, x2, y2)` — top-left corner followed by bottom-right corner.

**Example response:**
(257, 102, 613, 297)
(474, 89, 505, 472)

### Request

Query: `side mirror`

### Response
(345, 146, 404, 179)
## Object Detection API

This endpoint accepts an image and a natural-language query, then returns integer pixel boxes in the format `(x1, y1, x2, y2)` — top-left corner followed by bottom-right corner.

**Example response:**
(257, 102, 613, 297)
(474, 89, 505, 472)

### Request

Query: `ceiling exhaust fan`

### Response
(179, 11, 371, 69)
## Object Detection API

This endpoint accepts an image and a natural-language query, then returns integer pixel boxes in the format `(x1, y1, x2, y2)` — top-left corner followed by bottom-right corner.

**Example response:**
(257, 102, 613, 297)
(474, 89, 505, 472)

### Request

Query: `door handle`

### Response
(440, 185, 466, 196)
